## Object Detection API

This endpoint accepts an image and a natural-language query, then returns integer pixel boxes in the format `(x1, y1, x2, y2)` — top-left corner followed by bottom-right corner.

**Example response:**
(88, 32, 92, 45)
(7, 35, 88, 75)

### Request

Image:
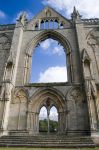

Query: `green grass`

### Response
(0, 148, 98, 150)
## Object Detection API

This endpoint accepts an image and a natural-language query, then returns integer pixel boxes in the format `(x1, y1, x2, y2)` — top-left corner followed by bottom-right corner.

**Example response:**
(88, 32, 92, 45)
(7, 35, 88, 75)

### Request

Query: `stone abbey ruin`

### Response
(0, 6, 99, 147)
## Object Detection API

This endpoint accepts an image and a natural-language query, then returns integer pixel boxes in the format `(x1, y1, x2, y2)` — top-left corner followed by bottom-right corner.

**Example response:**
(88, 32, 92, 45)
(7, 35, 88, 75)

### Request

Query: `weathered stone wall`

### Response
(7, 84, 89, 135)
(0, 7, 99, 136)
(0, 25, 15, 85)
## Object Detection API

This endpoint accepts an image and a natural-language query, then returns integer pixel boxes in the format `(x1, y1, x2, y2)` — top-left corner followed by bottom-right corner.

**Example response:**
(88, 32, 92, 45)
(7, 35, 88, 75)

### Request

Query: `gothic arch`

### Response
(8, 88, 28, 130)
(82, 49, 91, 62)
(29, 87, 65, 113)
(24, 30, 72, 84)
(66, 87, 83, 102)
(27, 87, 66, 134)
(86, 29, 99, 81)
(25, 30, 72, 56)
(14, 88, 29, 100)
(65, 87, 88, 131)
(86, 28, 99, 41)
(82, 49, 92, 79)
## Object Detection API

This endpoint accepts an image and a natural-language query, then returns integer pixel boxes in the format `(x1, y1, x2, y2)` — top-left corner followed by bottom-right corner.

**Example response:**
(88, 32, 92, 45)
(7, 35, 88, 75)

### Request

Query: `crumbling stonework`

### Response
(0, 6, 99, 137)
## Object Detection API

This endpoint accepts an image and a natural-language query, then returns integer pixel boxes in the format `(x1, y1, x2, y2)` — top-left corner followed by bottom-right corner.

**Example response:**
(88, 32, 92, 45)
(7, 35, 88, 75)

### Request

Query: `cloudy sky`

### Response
(0, 0, 99, 25)
(0, 0, 98, 83)
(30, 39, 67, 83)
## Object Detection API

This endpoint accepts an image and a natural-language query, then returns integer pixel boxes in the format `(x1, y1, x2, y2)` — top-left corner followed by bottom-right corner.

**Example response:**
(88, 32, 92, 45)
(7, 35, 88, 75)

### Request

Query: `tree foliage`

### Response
(39, 119, 58, 132)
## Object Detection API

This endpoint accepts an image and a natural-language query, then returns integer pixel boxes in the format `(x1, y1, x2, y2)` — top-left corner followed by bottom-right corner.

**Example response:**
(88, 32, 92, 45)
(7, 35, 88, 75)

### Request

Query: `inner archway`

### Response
(28, 87, 65, 135)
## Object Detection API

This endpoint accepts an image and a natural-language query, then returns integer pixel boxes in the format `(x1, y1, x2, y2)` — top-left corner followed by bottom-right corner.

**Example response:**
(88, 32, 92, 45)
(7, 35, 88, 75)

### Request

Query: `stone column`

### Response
(27, 112, 33, 134)
(72, 10, 88, 83)
(35, 113, 39, 134)
(58, 111, 65, 134)
(1, 19, 24, 135)
(27, 112, 39, 135)
(27, 111, 31, 130)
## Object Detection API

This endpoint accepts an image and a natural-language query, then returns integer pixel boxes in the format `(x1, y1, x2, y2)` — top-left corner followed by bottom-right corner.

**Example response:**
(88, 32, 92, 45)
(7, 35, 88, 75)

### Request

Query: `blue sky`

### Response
(30, 39, 67, 83)
(0, 0, 99, 83)
(1, 0, 99, 25)
(0, 0, 44, 24)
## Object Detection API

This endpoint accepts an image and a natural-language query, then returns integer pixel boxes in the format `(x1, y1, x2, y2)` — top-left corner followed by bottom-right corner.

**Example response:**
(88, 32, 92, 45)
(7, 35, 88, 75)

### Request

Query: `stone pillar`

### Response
(85, 79, 99, 136)
(27, 112, 39, 135)
(35, 113, 39, 134)
(0, 18, 24, 135)
(58, 111, 65, 134)
(27, 111, 31, 130)
(71, 8, 88, 83)
(23, 54, 32, 84)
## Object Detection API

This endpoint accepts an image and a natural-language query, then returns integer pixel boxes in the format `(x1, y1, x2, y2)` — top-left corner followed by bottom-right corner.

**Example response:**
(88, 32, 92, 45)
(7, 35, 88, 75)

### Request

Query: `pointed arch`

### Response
(25, 30, 72, 56)
(82, 49, 92, 79)
(14, 88, 29, 99)
(29, 87, 65, 113)
(24, 30, 72, 84)
(82, 49, 91, 62)
(8, 88, 28, 130)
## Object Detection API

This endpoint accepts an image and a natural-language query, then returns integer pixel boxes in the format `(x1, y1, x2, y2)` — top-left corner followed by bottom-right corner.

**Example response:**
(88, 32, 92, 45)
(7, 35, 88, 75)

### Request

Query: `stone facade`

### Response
(0, 6, 99, 136)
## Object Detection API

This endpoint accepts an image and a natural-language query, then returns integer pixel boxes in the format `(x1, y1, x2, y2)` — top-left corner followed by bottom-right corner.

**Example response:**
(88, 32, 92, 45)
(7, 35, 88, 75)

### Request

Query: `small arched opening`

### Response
(39, 103, 58, 134)
(49, 106, 58, 133)
(39, 106, 48, 133)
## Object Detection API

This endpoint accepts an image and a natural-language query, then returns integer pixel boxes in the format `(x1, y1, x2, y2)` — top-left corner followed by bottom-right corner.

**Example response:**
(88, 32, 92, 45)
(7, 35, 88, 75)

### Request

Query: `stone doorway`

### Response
(27, 88, 65, 135)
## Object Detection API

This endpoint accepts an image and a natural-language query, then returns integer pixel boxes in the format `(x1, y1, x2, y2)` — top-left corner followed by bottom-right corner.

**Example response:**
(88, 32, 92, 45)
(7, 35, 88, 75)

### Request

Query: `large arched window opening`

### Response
(30, 38, 67, 83)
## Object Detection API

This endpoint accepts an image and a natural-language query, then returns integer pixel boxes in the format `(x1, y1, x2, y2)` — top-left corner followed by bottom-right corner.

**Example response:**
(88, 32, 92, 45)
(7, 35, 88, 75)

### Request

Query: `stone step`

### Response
(0, 135, 95, 148)
(0, 140, 93, 143)
(0, 143, 95, 148)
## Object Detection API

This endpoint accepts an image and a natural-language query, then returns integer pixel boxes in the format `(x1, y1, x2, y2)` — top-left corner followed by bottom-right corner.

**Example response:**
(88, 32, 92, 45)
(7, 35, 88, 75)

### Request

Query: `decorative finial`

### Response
(17, 12, 27, 25)
(71, 6, 82, 22)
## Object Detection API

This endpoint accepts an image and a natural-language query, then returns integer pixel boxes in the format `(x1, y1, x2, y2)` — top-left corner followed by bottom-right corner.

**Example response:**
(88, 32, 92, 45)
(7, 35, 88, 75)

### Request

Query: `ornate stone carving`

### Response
(0, 82, 11, 101)
(87, 29, 99, 48)
(69, 88, 83, 104)
(17, 12, 27, 26)
(13, 89, 27, 104)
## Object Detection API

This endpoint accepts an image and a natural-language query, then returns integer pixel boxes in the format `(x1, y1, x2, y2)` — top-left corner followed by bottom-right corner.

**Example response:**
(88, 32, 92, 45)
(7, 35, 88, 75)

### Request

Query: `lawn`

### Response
(0, 148, 98, 150)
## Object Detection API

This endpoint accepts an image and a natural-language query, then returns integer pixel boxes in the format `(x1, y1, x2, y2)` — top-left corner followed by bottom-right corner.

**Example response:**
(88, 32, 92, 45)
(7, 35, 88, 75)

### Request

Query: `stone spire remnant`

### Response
(17, 12, 27, 25)
(71, 6, 82, 22)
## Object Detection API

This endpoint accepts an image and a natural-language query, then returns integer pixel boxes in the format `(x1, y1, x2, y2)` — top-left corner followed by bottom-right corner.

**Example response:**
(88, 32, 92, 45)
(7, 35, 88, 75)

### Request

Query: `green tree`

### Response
(39, 119, 58, 133)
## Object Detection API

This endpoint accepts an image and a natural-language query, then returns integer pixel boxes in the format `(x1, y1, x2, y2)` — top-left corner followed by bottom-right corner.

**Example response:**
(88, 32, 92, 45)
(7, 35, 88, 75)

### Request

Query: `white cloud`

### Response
(41, 39, 52, 50)
(38, 66, 67, 83)
(39, 106, 47, 119)
(42, 0, 99, 18)
(52, 46, 64, 55)
(12, 11, 33, 23)
(0, 10, 6, 19)
(40, 39, 64, 55)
